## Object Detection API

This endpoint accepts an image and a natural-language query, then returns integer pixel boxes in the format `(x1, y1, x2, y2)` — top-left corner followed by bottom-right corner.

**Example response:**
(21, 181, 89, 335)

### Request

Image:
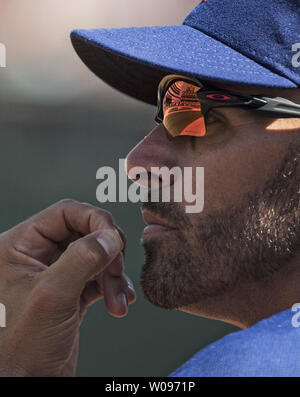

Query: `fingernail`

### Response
(127, 283, 136, 295)
(127, 287, 136, 303)
(124, 274, 135, 291)
(118, 292, 128, 314)
(97, 229, 123, 258)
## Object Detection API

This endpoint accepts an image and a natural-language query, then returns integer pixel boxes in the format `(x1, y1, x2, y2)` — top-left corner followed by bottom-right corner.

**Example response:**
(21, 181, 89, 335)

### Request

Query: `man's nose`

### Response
(126, 124, 178, 188)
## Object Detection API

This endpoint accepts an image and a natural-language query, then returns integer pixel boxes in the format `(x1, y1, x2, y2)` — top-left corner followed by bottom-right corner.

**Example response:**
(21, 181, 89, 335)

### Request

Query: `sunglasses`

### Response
(155, 74, 300, 138)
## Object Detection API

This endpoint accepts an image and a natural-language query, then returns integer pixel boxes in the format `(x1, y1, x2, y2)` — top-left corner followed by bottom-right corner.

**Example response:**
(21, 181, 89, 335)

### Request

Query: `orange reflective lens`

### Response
(162, 80, 206, 137)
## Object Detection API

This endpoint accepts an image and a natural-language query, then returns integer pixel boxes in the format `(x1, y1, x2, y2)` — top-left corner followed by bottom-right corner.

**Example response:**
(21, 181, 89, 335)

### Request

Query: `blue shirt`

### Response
(169, 308, 300, 377)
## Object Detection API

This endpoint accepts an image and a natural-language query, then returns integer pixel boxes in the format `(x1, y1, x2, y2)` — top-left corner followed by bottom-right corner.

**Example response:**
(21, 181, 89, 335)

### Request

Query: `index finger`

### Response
(6, 200, 122, 261)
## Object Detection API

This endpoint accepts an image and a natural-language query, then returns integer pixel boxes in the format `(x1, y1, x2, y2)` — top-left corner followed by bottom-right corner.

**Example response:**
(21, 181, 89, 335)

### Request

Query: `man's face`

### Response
(126, 82, 300, 312)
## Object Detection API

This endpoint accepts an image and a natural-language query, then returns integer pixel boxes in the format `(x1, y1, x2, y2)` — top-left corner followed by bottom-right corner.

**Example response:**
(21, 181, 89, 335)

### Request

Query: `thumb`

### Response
(43, 228, 123, 300)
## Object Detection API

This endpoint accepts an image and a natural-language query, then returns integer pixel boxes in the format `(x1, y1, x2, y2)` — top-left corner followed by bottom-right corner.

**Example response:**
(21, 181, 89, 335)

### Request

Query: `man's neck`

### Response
(179, 255, 300, 329)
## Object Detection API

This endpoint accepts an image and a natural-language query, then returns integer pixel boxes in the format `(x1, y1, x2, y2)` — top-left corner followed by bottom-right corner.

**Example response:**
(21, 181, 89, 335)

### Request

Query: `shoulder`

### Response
(169, 309, 300, 377)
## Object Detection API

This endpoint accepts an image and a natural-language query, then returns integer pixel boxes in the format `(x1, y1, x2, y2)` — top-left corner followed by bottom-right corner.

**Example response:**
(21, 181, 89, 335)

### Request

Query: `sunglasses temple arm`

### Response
(257, 97, 300, 117)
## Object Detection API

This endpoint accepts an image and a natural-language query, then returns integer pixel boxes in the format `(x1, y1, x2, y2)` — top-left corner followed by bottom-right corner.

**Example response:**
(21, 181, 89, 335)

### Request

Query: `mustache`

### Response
(141, 191, 190, 228)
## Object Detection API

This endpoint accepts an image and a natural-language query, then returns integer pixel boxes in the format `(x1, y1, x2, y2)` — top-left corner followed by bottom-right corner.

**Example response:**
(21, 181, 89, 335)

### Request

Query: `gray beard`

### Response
(140, 145, 300, 310)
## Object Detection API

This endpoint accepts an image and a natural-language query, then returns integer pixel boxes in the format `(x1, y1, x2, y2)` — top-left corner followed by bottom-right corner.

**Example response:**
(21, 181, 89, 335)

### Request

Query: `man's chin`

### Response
(139, 243, 203, 310)
(139, 239, 182, 310)
(139, 272, 181, 310)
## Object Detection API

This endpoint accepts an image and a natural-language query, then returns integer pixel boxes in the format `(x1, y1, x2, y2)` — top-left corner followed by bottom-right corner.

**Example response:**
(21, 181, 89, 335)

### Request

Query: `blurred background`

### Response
(0, 0, 238, 376)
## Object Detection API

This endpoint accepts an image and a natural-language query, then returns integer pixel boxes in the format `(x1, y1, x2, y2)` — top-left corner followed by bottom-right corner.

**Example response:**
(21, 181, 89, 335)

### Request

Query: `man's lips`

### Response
(142, 210, 176, 228)
(141, 210, 177, 236)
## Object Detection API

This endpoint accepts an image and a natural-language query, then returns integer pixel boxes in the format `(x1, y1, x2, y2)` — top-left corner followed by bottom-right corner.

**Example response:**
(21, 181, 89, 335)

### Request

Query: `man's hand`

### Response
(0, 199, 136, 377)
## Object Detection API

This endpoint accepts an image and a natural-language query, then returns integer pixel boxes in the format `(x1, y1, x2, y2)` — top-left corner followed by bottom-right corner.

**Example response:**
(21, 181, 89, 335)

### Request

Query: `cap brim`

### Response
(71, 25, 297, 106)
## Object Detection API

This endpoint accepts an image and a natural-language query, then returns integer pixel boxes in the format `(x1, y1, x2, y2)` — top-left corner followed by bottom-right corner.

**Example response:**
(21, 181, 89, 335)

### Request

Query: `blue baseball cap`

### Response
(71, 0, 300, 106)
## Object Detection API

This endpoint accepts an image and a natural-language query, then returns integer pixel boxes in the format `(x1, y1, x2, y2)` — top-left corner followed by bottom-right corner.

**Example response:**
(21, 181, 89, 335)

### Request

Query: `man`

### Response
(0, 0, 299, 376)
